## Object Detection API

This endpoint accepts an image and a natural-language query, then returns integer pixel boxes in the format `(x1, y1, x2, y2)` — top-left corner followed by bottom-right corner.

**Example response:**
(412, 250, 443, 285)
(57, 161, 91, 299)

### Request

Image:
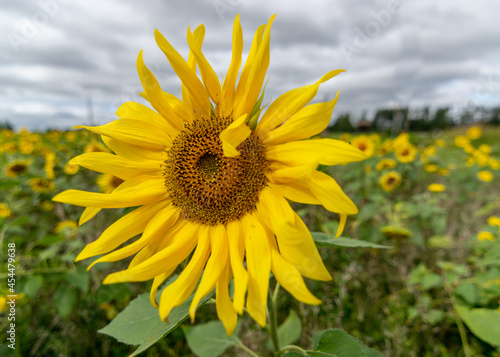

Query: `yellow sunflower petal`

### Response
(234, 15, 276, 119)
(69, 152, 162, 180)
(216, 260, 238, 336)
(79, 207, 101, 225)
(270, 248, 321, 305)
(150, 271, 173, 308)
(256, 187, 332, 281)
(158, 226, 210, 322)
(267, 160, 317, 184)
(53, 178, 168, 209)
(86, 205, 179, 270)
(75, 200, 169, 261)
(186, 26, 222, 105)
(155, 29, 210, 117)
(266, 138, 366, 168)
(103, 221, 200, 283)
(309, 170, 358, 214)
(75, 119, 171, 151)
(189, 225, 228, 322)
(220, 14, 243, 118)
(226, 219, 248, 314)
(336, 214, 347, 238)
(267, 182, 320, 205)
(136, 50, 184, 130)
(219, 114, 251, 157)
(242, 213, 270, 327)
(101, 136, 164, 161)
(116, 101, 178, 133)
(182, 24, 205, 116)
(257, 70, 344, 136)
(260, 92, 340, 145)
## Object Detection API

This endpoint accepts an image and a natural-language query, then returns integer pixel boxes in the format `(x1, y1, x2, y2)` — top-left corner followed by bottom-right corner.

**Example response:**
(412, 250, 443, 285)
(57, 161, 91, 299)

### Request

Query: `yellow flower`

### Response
(464, 145, 475, 154)
(55, 220, 79, 239)
(64, 163, 80, 175)
(428, 183, 446, 192)
(0, 296, 6, 313)
(478, 231, 495, 241)
(435, 139, 446, 147)
(30, 178, 55, 193)
(351, 135, 375, 157)
(44, 152, 56, 179)
(394, 143, 417, 163)
(376, 158, 397, 171)
(479, 144, 492, 155)
(41, 201, 54, 211)
(466, 126, 482, 140)
(84, 141, 109, 153)
(379, 171, 402, 192)
(0, 203, 11, 218)
(489, 158, 500, 170)
(97, 174, 125, 193)
(52, 15, 365, 334)
(488, 216, 500, 227)
(424, 164, 438, 173)
(392, 133, 409, 148)
(339, 133, 351, 142)
(478, 170, 493, 182)
(66, 131, 77, 142)
(5, 160, 30, 177)
(378, 139, 392, 156)
(454, 135, 469, 148)
(423, 145, 436, 157)
(438, 168, 450, 176)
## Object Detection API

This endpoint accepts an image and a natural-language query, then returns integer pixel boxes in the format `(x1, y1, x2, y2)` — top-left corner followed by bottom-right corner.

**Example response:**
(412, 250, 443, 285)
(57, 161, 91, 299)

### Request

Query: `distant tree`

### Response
(373, 109, 394, 132)
(488, 107, 500, 126)
(0, 120, 13, 130)
(431, 107, 451, 130)
(329, 113, 356, 132)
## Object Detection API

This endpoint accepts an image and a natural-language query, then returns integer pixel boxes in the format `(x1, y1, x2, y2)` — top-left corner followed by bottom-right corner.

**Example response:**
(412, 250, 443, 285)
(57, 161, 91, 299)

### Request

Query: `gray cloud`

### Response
(1, 0, 499, 130)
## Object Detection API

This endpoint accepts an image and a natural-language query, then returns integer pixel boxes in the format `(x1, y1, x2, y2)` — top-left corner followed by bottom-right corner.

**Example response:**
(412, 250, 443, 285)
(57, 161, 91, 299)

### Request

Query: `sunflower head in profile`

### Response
(53, 15, 366, 334)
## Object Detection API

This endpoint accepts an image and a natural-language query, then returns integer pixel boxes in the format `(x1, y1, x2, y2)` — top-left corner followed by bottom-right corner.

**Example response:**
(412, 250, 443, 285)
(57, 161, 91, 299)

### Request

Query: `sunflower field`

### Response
(1, 123, 499, 357)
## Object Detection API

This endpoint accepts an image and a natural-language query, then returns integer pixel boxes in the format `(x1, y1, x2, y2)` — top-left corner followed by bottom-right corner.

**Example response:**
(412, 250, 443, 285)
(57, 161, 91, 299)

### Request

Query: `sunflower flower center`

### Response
(164, 116, 268, 225)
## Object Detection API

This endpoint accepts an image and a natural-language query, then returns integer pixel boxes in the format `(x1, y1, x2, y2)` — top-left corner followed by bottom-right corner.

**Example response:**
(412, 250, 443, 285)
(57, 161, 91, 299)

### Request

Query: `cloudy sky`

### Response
(1, 0, 499, 130)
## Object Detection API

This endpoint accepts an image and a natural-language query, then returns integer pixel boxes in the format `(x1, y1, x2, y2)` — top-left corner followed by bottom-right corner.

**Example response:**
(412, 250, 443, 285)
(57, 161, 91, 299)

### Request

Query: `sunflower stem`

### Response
(268, 283, 281, 356)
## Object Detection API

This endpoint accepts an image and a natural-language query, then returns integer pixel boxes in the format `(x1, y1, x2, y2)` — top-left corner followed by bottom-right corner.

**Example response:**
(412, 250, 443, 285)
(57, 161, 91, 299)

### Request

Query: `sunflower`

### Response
(394, 143, 417, 163)
(428, 183, 446, 192)
(0, 203, 11, 218)
(97, 174, 125, 193)
(379, 171, 402, 192)
(375, 158, 397, 171)
(30, 178, 55, 193)
(466, 126, 482, 140)
(478, 170, 493, 182)
(5, 160, 30, 177)
(351, 135, 375, 157)
(53, 15, 365, 334)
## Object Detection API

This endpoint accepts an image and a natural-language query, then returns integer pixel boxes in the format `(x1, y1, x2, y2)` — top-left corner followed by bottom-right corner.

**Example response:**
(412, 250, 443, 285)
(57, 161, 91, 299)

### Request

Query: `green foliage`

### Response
(183, 321, 241, 357)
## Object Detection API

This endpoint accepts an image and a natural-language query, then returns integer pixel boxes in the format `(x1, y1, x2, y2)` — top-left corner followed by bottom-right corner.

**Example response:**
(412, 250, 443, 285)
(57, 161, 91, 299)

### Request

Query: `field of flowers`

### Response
(1, 125, 499, 356)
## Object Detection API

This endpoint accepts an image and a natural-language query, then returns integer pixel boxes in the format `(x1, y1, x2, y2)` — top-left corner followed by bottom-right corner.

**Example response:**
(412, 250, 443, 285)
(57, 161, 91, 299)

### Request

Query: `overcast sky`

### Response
(1, 0, 499, 130)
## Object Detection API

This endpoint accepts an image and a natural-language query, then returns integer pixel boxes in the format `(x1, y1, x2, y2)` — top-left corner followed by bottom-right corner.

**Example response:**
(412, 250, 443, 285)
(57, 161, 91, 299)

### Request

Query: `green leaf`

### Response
(454, 282, 479, 306)
(312, 233, 391, 249)
(65, 269, 90, 293)
(23, 275, 44, 298)
(99, 288, 214, 356)
(182, 320, 241, 357)
(283, 352, 309, 357)
(53, 286, 77, 318)
(454, 302, 500, 347)
(266, 310, 302, 350)
(310, 329, 366, 357)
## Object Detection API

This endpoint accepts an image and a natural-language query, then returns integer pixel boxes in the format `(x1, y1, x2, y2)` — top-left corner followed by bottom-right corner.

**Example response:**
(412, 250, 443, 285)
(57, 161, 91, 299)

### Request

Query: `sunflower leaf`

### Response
(311, 232, 391, 249)
(98, 284, 214, 355)
(182, 320, 241, 357)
